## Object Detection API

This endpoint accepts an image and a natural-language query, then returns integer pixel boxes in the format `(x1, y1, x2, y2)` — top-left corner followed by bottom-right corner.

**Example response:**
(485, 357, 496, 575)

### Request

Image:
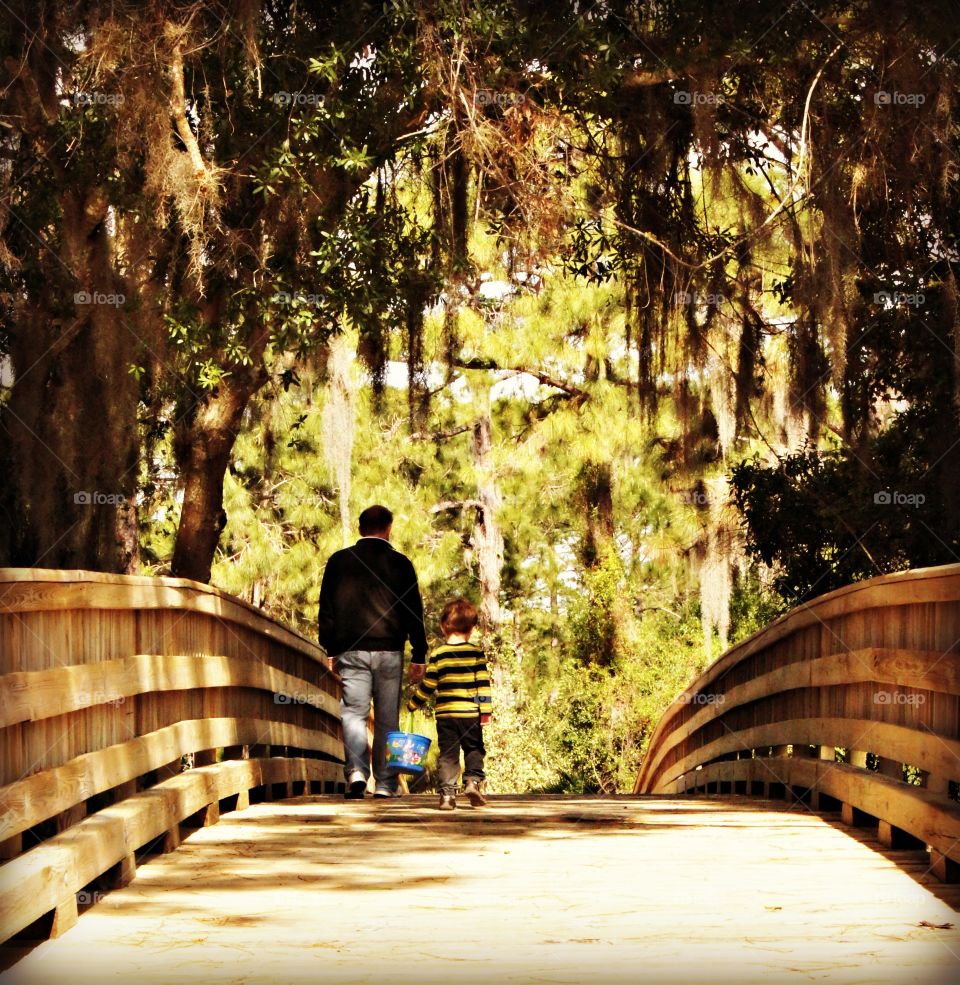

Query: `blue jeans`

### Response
(337, 649, 403, 794)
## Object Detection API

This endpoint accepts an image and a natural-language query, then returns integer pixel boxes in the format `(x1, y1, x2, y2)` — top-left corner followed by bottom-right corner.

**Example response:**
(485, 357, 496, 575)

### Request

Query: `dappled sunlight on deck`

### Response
(4, 795, 959, 985)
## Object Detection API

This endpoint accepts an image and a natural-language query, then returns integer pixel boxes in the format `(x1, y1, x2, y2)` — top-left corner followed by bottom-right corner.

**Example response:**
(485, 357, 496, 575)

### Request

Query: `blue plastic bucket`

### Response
(385, 731, 431, 775)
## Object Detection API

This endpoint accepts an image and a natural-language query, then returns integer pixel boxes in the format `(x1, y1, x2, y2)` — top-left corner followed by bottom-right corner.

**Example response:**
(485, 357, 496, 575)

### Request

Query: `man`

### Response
(318, 505, 427, 799)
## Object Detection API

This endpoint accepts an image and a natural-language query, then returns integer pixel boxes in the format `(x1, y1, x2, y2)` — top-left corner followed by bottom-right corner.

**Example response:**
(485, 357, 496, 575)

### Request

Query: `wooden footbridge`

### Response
(2, 566, 960, 984)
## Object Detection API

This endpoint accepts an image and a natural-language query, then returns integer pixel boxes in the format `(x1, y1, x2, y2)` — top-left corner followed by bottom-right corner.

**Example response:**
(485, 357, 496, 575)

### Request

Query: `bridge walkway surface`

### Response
(2, 795, 959, 985)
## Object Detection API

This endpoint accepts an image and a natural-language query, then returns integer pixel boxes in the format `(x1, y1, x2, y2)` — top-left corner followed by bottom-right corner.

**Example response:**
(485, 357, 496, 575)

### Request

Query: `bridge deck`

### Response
(3, 796, 959, 985)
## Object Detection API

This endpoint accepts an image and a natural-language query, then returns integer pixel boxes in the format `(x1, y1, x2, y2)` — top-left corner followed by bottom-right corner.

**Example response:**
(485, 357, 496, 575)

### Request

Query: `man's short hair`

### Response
(358, 505, 393, 535)
(440, 597, 478, 634)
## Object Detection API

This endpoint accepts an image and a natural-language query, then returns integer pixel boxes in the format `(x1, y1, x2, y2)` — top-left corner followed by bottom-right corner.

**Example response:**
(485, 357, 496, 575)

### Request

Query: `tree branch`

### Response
(452, 357, 587, 398)
(410, 424, 472, 442)
(430, 499, 483, 514)
(168, 40, 209, 179)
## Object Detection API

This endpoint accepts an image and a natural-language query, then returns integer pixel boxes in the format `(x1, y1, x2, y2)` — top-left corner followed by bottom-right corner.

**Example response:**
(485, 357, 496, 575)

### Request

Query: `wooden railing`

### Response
(636, 563, 960, 881)
(0, 569, 342, 942)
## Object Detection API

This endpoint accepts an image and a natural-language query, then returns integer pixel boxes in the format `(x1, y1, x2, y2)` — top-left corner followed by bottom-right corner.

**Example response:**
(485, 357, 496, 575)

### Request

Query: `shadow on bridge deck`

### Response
(2, 795, 959, 985)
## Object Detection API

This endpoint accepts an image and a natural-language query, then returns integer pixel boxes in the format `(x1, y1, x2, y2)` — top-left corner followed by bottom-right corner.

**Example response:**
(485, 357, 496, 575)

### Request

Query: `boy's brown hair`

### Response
(439, 597, 478, 635)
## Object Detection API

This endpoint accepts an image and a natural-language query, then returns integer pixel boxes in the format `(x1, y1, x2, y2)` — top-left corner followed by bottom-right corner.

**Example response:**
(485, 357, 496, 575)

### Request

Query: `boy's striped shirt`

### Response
(406, 642, 492, 719)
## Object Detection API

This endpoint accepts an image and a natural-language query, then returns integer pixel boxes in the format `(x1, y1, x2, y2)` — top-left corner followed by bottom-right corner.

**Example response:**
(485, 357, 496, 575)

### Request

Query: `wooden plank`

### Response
(655, 717, 960, 793)
(0, 718, 343, 842)
(0, 757, 341, 943)
(637, 647, 959, 790)
(636, 565, 960, 792)
(0, 653, 339, 729)
(0, 570, 327, 667)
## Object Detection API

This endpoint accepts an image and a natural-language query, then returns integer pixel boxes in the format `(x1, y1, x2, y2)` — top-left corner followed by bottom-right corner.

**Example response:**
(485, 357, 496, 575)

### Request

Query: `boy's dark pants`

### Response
(436, 716, 486, 794)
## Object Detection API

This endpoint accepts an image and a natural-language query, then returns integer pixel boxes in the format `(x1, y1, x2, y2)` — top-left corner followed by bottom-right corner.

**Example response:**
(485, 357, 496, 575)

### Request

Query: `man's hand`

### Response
(409, 662, 426, 683)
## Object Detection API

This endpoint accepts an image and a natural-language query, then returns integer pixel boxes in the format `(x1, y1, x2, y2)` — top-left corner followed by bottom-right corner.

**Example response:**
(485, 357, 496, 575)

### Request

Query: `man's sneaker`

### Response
(464, 778, 488, 807)
(438, 794, 456, 811)
(345, 771, 367, 800)
(372, 789, 396, 799)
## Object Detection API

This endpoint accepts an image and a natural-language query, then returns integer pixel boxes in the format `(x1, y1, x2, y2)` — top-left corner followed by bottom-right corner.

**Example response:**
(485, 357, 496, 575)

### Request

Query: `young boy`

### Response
(407, 598, 491, 810)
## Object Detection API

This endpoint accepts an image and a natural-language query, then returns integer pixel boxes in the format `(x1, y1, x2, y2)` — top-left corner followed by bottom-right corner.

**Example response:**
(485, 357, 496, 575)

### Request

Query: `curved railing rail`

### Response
(0, 568, 342, 941)
(636, 563, 960, 881)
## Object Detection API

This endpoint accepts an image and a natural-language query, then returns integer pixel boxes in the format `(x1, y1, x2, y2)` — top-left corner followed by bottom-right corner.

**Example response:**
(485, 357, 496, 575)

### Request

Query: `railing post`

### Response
(925, 774, 950, 796)
(56, 803, 86, 833)
(114, 779, 138, 801)
(839, 750, 869, 825)
(161, 825, 182, 853)
(877, 757, 902, 781)
(50, 894, 78, 938)
(930, 850, 959, 883)
(813, 746, 836, 811)
(110, 852, 137, 889)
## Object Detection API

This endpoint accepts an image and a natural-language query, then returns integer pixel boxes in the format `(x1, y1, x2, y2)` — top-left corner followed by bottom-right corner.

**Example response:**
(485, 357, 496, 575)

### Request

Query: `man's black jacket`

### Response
(317, 537, 428, 662)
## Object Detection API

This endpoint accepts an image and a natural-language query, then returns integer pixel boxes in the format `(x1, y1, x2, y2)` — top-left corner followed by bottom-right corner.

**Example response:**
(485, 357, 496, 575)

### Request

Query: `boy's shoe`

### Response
(438, 794, 456, 811)
(464, 778, 488, 807)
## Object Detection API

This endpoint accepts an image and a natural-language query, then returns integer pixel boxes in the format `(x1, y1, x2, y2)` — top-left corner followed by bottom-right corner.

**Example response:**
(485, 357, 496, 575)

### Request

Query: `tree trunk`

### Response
(471, 404, 504, 633)
(577, 460, 614, 569)
(576, 460, 617, 665)
(170, 362, 265, 583)
(0, 188, 140, 573)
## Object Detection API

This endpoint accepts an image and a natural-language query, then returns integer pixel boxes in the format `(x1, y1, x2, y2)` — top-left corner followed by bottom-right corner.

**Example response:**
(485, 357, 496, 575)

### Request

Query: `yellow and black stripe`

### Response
(407, 642, 492, 719)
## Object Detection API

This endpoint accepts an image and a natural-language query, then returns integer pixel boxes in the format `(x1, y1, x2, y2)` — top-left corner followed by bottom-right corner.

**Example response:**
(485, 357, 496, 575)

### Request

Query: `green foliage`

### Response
(566, 549, 625, 665)
(105, 0, 960, 795)
(541, 610, 705, 793)
(731, 434, 960, 603)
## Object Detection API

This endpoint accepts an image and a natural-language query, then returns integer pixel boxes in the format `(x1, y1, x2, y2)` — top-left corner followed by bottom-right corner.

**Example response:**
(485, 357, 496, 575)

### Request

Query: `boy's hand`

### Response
(480, 713, 491, 727)
(409, 663, 425, 683)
